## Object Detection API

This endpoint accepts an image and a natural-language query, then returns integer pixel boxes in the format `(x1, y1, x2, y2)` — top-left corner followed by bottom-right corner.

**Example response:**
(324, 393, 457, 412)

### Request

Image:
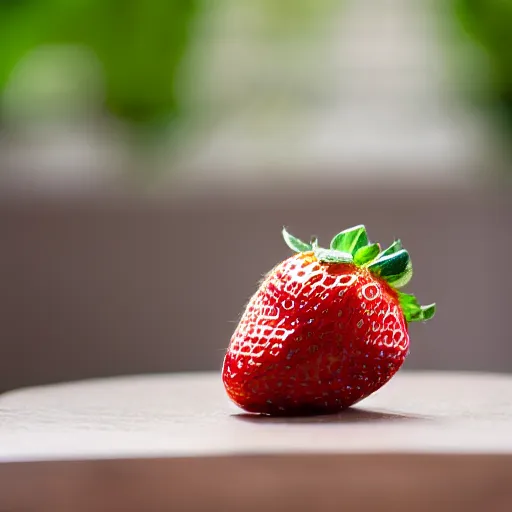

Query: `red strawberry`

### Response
(222, 225, 435, 416)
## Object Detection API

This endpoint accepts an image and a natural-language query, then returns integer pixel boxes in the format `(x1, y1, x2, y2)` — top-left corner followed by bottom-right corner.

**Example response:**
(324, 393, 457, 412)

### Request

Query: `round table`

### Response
(1, 371, 512, 511)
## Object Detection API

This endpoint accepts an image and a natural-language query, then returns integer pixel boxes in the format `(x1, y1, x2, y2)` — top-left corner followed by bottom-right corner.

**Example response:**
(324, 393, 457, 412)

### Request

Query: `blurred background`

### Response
(1, 0, 512, 393)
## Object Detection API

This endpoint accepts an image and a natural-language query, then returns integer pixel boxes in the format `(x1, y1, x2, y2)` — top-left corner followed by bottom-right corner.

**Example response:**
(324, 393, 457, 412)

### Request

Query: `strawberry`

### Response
(222, 225, 435, 416)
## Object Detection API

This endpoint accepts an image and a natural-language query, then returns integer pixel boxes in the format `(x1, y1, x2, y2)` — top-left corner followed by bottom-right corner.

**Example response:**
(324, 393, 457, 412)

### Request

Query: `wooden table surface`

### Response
(1, 371, 512, 511)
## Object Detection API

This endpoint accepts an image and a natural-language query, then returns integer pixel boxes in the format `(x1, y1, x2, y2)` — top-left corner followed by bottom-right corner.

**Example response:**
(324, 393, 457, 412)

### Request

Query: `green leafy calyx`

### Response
(281, 225, 435, 323)
(330, 225, 368, 255)
(397, 292, 436, 323)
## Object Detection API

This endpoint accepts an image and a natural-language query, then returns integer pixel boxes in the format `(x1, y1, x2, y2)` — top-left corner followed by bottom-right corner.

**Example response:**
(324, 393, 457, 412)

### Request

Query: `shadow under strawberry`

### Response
(232, 407, 428, 424)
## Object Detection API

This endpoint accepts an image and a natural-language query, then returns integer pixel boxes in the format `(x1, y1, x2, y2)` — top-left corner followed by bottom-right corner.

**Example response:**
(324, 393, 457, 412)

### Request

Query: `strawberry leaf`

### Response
(398, 291, 436, 323)
(354, 243, 380, 266)
(421, 304, 436, 320)
(379, 239, 402, 258)
(367, 249, 410, 279)
(315, 248, 353, 263)
(330, 225, 368, 256)
(282, 227, 312, 253)
(384, 260, 413, 289)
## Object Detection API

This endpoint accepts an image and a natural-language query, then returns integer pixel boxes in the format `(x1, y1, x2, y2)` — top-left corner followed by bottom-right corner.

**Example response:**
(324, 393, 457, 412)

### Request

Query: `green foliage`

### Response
(0, 0, 199, 126)
(260, 0, 342, 36)
(453, 0, 512, 129)
(0, 0, 343, 130)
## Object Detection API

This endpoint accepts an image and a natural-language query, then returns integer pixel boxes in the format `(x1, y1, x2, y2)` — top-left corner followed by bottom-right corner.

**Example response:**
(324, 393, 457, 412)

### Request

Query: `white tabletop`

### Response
(1, 371, 512, 461)
(1, 371, 512, 512)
